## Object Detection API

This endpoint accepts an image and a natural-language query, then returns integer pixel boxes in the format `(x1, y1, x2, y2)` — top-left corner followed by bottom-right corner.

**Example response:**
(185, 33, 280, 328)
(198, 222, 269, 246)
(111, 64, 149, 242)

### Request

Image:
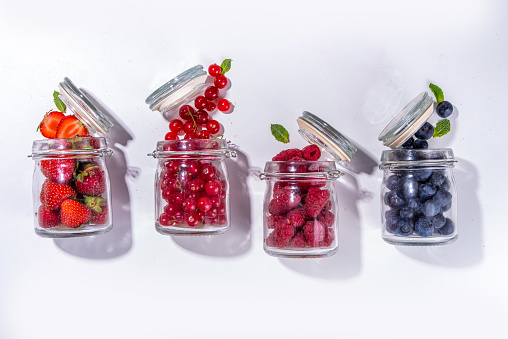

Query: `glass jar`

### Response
(30, 78, 114, 238)
(149, 139, 236, 235)
(378, 92, 458, 245)
(260, 111, 357, 258)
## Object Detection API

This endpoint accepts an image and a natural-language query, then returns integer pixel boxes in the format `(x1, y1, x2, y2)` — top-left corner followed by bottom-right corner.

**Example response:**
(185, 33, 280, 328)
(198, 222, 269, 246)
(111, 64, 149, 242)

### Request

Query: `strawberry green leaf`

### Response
(433, 119, 451, 138)
(53, 91, 67, 113)
(271, 124, 290, 143)
(429, 83, 444, 103)
(220, 59, 232, 75)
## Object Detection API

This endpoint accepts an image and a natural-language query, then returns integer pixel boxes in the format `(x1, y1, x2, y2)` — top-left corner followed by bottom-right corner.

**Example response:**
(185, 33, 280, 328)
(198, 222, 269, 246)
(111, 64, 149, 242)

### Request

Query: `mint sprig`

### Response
(433, 119, 451, 138)
(270, 124, 290, 143)
(53, 91, 66, 113)
(220, 59, 232, 75)
(429, 83, 444, 103)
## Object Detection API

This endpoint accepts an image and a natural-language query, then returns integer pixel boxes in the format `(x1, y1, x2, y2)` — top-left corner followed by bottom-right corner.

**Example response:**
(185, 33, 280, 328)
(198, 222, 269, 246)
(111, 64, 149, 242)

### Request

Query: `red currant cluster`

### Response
(164, 60, 233, 141)
(159, 158, 227, 227)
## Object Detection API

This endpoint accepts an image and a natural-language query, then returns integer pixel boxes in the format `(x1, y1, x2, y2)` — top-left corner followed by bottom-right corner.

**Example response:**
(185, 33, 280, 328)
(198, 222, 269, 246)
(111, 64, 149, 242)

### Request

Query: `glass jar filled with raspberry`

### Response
(30, 78, 114, 237)
(378, 89, 458, 245)
(260, 111, 357, 258)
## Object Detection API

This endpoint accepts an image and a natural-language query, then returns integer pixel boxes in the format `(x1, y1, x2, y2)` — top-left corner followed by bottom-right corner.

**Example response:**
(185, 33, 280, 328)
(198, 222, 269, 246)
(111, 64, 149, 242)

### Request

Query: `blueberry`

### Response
(422, 199, 441, 217)
(415, 122, 434, 140)
(419, 183, 437, 200)
(415, 217, 434, 237)
(384, 191, 405, 208)
(441, 201, 452, 212)
(413, 139, 428, 149)
(431, 213, 446, 229)
(385, 175, 401, 191)
(397, 219, 414, 236)
(429, 172, 445, 186)
(406, 198, 422, 213)
(441, 177, 451, 191)
(401, 137, 414, 149)
(436, 101, 453, 118)
(399, 206, 415, 219)
(433, 189, 452, 206)
(401, 176, 419, 199)
(437, 218, 455, 235)
(413, 169, 432, 182)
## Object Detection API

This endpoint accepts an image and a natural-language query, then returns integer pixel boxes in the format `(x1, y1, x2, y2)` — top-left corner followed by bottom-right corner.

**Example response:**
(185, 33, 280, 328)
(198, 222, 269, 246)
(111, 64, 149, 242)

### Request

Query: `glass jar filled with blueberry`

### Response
(378, 87, 458, 245)
(260, 111, 357, 257)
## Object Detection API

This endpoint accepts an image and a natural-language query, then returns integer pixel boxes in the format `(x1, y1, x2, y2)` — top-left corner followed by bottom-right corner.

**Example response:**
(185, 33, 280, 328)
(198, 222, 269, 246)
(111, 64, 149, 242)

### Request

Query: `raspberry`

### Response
(304, 187, 331, 217)
(267, 214, 286, 229)
(291, 231, 306, 248)
(272, 148, 303, 161)
(323, 200, 332, 210)
(286, 207, 307, 228)
(317, 209, 335, 227)
(323, 227, 335, 247)
(268, 187, 301, 215)
(272, 222, 295, 248)
(302, 144, 321, 161)
(303, 220, 326, 247)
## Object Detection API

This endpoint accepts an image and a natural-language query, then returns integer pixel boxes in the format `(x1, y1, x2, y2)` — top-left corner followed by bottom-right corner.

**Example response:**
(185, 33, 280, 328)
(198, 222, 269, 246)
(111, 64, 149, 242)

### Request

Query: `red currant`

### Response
(197, 196, 212, 212)
(208, 64, 222, 77)
(206, 120, 221, 135)
(184, 133, 198, 139)
(205, 100, 216, 112)
(200, 164, 216, 181)
(204, 86, 219, 100)
(164, 202, 181, 216)
(214, 75, 228, 89)
(195, 110, 209, 125)
(217, 99, 231, 112)
(197, 129, 210, 139)
(179, 105, 195, 120)
(205, 180, 221, 196)
(194, 96, 207, 110)
(185, 211, 200, 227)
(169, 192, 185, 205)
(159, 213, 171, 226)
(164, 131, 178, 140)
(183, 121, 197, 134)
(169, 119, 184, 133)
(186, 160, 201, 176)
(189, 178, 206, 192)
(183, 198, 197, 212)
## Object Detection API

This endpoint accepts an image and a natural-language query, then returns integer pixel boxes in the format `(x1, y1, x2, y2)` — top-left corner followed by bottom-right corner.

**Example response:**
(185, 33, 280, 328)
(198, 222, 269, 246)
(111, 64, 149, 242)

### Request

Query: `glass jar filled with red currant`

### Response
(30, 78, 114, 238)
(146, 60, 236, 235)
(260, 111, 357, 258)
(378, 87, 458, 245)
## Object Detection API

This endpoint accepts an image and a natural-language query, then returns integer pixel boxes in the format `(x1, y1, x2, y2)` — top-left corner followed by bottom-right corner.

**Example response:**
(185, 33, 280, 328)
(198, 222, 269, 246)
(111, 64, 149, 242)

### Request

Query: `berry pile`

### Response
(383, 169, 454, 237)
(265, 145, 336, 249)
(164, 59, 233, 141)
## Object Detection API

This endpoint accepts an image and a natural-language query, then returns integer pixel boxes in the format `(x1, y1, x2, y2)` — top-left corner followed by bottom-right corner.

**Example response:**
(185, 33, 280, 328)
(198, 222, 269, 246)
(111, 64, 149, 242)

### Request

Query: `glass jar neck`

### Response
(150, 139, 235, 159)
(379, 148, 456, 169)
(31, 136, 112, 159)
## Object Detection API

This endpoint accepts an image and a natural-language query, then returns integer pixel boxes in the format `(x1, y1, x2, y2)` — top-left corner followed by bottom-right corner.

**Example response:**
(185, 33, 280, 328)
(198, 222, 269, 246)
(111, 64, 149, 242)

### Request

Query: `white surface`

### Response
(1, 0, 507, 338)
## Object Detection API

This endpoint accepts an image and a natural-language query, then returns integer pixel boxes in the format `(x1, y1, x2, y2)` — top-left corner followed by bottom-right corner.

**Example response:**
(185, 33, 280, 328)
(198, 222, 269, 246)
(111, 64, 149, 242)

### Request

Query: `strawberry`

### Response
(38, 111, 66, 139)
(85, 196, 108, 225)
(55, 115, 88, 138)
(40, 180, 76, 210)
(60, 199, 91, 228)
(40, 157, 76, 184)
(75, 163, 106, 195)
(37, 205, 61, 228)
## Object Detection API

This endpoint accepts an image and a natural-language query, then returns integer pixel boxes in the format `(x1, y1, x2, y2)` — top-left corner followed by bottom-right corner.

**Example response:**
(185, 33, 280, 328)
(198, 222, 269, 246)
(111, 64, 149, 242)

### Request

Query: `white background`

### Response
(1, 0, 507, 338)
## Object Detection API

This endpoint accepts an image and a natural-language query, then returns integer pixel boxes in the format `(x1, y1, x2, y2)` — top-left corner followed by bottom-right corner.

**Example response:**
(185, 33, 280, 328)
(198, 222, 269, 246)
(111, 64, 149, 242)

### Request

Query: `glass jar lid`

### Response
(145, 65, 208, 113)
(378, 91, 434, 147)
(297, 111, 357, 162)
(58, 77, 114, 135)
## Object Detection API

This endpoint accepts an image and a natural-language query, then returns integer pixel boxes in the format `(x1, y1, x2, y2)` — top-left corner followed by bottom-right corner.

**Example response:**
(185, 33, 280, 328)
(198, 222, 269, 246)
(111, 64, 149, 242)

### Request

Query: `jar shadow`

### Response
(54, 90, 134, 259)
(397, 158, 483, 267)
(171, 147, 252, 257)
(279, 144, 378, 279)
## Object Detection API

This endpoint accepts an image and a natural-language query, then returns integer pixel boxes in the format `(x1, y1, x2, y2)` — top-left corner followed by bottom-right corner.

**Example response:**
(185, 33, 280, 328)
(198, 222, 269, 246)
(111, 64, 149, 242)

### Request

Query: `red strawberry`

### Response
(38, 111, 66, 139)
(40, 157, 76, 184)
(37, 205, 61, 228)
(75, 163, 106, 195)
(55, 115, 88, 138)
(84, 196, 108, 225)
(60, 199, 91, 228)
(40, 180, 76, 210)
(75, 134, 101, 149)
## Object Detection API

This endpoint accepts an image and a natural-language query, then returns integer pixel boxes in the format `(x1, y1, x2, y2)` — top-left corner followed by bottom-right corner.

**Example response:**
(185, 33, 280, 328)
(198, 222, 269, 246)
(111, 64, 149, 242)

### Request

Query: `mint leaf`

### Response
(429, 83, 444, 103)
(433, 119, 451, 138)
(53, 91, 66, 112)
(220, 59, 232, 75)
(271, 124, 290, 143)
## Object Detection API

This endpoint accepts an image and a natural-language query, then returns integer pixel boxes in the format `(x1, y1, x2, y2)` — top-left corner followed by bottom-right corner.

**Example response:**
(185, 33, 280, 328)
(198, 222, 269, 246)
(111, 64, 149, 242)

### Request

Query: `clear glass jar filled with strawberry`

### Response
(30, 78, 114, 237)
(146, 60, 236, 235)
(260, 112, 357, 258)
(378, 84, 458, 246)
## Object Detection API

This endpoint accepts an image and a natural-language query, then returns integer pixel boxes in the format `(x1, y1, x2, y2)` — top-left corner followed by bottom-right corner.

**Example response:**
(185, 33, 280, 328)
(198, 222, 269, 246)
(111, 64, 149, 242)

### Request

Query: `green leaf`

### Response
(53, 91, 66, 112)
(220, 59, 232, 74)
(271, 124, 290, 143)
(429, 83, 444, 103)
(433, 119, 451, 138)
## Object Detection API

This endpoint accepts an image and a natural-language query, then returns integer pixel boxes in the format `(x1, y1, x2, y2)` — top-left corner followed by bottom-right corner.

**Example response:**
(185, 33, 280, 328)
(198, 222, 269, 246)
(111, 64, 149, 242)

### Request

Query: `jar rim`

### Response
(145, 65, 207, 111)
(297, 111, 357, 162)
(58, 77, 114, 135)
(378, 92, 434, 147)
(30, 136, 111, 159)
(380, 148, 455, 165)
